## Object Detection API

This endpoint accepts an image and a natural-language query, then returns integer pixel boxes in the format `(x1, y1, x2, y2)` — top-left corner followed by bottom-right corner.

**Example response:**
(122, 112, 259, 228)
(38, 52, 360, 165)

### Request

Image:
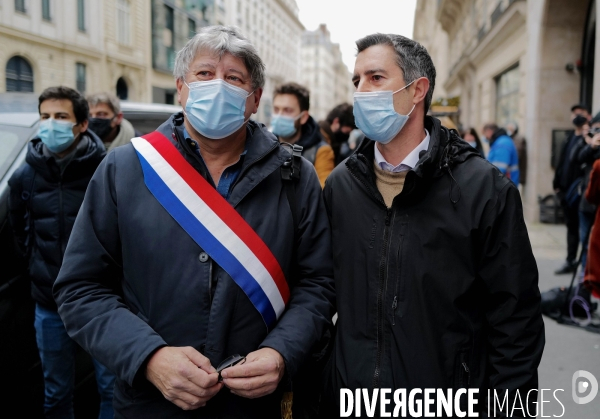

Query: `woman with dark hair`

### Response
(462, 127, 485, 157)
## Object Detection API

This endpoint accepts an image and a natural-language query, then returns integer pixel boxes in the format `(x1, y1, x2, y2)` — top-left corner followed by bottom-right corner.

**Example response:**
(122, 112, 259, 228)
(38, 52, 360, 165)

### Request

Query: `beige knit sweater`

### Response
(373, 160, 408, 208)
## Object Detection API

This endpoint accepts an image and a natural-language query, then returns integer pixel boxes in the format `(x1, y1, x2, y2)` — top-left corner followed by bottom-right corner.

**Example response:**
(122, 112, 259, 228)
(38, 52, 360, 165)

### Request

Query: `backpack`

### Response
(280, 142, 336, 418)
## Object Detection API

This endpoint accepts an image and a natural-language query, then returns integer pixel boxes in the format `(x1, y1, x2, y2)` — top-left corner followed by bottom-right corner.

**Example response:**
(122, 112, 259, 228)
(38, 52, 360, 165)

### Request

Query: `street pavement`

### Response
(527, 222, 600, 417)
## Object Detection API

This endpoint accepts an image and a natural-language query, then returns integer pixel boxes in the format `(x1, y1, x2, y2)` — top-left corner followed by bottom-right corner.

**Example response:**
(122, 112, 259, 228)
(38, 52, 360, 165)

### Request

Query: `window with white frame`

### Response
(42, 0, 51, 21)
(117, 0, 131, 45)
(15, 0, 26, 13)
(495, 64, 519, 128)
(77, 0, 85, 32)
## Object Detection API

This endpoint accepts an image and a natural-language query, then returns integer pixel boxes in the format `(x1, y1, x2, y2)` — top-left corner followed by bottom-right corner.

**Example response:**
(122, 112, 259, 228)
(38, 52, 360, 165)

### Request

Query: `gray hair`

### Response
(173, 25, 265, 90)
(356, 34, 436, 113)
(86, 92, 121, 114)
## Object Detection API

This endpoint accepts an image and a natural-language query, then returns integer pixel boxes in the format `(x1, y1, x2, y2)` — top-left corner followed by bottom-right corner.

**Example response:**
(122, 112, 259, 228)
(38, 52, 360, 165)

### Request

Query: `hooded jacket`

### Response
(488, 128, 520, 186)
(52, 113, 335, 418)
(322, 116, 544, 417)
(8, 130, 106, 310)
(296, 115, 334, 187)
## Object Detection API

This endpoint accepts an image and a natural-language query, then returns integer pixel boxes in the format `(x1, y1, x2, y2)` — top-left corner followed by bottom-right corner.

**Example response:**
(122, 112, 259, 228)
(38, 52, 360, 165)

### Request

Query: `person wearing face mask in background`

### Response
(324, 103, 356, 165)
(483, 122, 520, 186)
(271, 82, 334, 187)
(52, 26, 334, 418)
(7, 86, 112, 419)
(87, 92, 139, 151)
(461, 126, 485, 157)
(552, 104, 592, 275)
(320, 33, 543, 417)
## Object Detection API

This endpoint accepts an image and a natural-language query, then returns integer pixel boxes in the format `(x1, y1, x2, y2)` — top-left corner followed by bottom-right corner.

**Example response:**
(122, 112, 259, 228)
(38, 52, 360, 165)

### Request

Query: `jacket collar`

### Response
(347, 116, 479, 205)
(295, 115, 324, 150)
(26, 130, 106, 181)
(352, 116, 448, 178)
(157, 112, 289, 208)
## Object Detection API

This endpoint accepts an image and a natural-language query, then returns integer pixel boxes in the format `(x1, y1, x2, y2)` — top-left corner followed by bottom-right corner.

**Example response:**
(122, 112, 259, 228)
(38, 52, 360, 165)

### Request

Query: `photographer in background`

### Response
(553, 104, 591, 274)
(576, 114, 600, 270)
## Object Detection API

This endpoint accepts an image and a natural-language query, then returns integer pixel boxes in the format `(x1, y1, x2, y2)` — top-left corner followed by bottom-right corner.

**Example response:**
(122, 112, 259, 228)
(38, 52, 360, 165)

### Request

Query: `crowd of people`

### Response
(7, 25, 548, 419)
(547, 105, 600, 314)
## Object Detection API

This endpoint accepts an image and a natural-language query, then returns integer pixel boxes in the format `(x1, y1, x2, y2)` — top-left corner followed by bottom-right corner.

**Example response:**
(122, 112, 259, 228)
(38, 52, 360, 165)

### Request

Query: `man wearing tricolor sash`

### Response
(53, 26, 335, 418)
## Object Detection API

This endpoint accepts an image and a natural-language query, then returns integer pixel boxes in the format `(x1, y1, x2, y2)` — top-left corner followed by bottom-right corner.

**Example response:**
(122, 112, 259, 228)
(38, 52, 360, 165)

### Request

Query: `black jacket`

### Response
(296, 115, 328, 164)
(53, 114, 335, 418)
(553, 131, 585, 192)
(8, 131, 106, 309)
(322, 116, 544, 417)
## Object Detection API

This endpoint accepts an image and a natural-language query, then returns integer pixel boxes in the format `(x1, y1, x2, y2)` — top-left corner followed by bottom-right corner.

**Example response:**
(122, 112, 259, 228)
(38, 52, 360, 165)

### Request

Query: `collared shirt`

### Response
(183, 128, 247, 200)
(374, 129, 430, 173)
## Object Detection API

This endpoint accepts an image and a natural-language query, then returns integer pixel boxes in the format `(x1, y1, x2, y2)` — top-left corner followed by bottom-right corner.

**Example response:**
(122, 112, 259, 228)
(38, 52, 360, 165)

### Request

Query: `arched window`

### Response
(116, 77, 128, 100)
(6, 56, 34, 92)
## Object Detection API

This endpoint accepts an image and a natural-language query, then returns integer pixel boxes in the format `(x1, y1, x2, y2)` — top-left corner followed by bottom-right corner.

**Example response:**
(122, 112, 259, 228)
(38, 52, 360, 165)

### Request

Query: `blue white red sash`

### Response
(131, 131, 290, 330)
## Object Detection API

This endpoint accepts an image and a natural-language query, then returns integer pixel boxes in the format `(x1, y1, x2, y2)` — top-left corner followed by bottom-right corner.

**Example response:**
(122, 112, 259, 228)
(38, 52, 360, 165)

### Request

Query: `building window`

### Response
(164, 5, 175, 71)
(188, 18, 196, 39)
(42, 0, 51, 20)
(77, 0, 85, 32)
(116, 77, 128, 100)
(15, 0, 26, 13)
(117, 0, 130, 45)
(76, 63, 86, 93)
(6, 56, 34, 92)
(495, 64, 520, 128)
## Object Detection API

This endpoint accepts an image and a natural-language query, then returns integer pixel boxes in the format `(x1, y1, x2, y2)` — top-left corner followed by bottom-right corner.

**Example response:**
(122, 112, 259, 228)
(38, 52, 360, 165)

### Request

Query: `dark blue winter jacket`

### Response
(8, 131, 106, 309)
(53, 113, 335, 418)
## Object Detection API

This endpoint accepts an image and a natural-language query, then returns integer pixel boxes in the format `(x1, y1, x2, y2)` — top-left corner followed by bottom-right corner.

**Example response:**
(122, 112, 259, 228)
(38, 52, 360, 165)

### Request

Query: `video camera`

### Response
(587, 127, 600, 137)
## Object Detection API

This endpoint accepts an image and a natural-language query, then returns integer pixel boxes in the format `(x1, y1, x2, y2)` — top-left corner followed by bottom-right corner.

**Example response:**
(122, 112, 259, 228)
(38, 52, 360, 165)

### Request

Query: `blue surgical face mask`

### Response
(271, 112, 303, 138)
(353, 80, 416, 144)
(37, 118, 77, 153)
(184, 79, 254, 139)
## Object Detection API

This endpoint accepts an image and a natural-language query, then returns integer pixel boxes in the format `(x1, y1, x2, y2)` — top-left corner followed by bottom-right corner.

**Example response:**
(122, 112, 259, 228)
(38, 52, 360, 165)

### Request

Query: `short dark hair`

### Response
(483, 123, 498, 132)
(38, 86, 89, 124)
(274, 82, 310, 112)
(356, 33, 436, 113)
(571, 104, 590, 113)
(326, 103, 355, 129)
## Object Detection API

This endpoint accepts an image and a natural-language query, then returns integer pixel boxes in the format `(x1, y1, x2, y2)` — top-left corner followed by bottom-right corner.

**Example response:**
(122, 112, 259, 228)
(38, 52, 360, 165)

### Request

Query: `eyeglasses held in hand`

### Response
(216, 354, 246, 382)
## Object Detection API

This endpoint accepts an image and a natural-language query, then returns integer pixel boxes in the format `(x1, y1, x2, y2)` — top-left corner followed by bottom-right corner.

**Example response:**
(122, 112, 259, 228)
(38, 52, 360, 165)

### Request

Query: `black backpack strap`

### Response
(281, 144, 302, 232)
(280, 143, 303, 288)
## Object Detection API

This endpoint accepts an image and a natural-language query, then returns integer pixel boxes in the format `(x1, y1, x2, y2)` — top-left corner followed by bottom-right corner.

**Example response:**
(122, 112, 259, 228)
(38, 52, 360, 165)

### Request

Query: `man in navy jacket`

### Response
(53, 26, 335, 418)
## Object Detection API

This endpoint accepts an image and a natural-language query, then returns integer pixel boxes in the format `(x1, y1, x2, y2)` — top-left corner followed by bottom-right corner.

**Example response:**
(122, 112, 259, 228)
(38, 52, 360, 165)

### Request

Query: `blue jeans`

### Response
(579, 211, 595, 270)
(34, 304, 115, 419)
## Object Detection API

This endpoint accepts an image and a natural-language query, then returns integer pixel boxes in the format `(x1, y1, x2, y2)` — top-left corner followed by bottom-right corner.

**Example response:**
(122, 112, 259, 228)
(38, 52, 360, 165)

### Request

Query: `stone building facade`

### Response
(414, 0, 599, 221)
(221, 0, 305, 124)
(300, 24, 354, 121)
(1, 0, 151, 101)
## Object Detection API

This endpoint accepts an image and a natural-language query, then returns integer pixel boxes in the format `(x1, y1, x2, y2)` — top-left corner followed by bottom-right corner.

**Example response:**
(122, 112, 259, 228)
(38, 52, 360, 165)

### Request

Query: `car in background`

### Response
(0, 92, 180, 416)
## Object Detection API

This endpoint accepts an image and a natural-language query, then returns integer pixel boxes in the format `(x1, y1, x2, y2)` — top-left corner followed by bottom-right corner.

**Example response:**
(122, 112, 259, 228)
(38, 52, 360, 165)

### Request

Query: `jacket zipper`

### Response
(373, 208, 392, 388)
(462, 362, 471, 386)
(347, 158, 392, 389)
(392, 223, 406, 325)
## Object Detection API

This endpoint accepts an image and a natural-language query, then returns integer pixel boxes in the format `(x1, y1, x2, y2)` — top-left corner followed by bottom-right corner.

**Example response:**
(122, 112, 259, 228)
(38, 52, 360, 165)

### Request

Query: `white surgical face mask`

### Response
(353, 80, 417, 144)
